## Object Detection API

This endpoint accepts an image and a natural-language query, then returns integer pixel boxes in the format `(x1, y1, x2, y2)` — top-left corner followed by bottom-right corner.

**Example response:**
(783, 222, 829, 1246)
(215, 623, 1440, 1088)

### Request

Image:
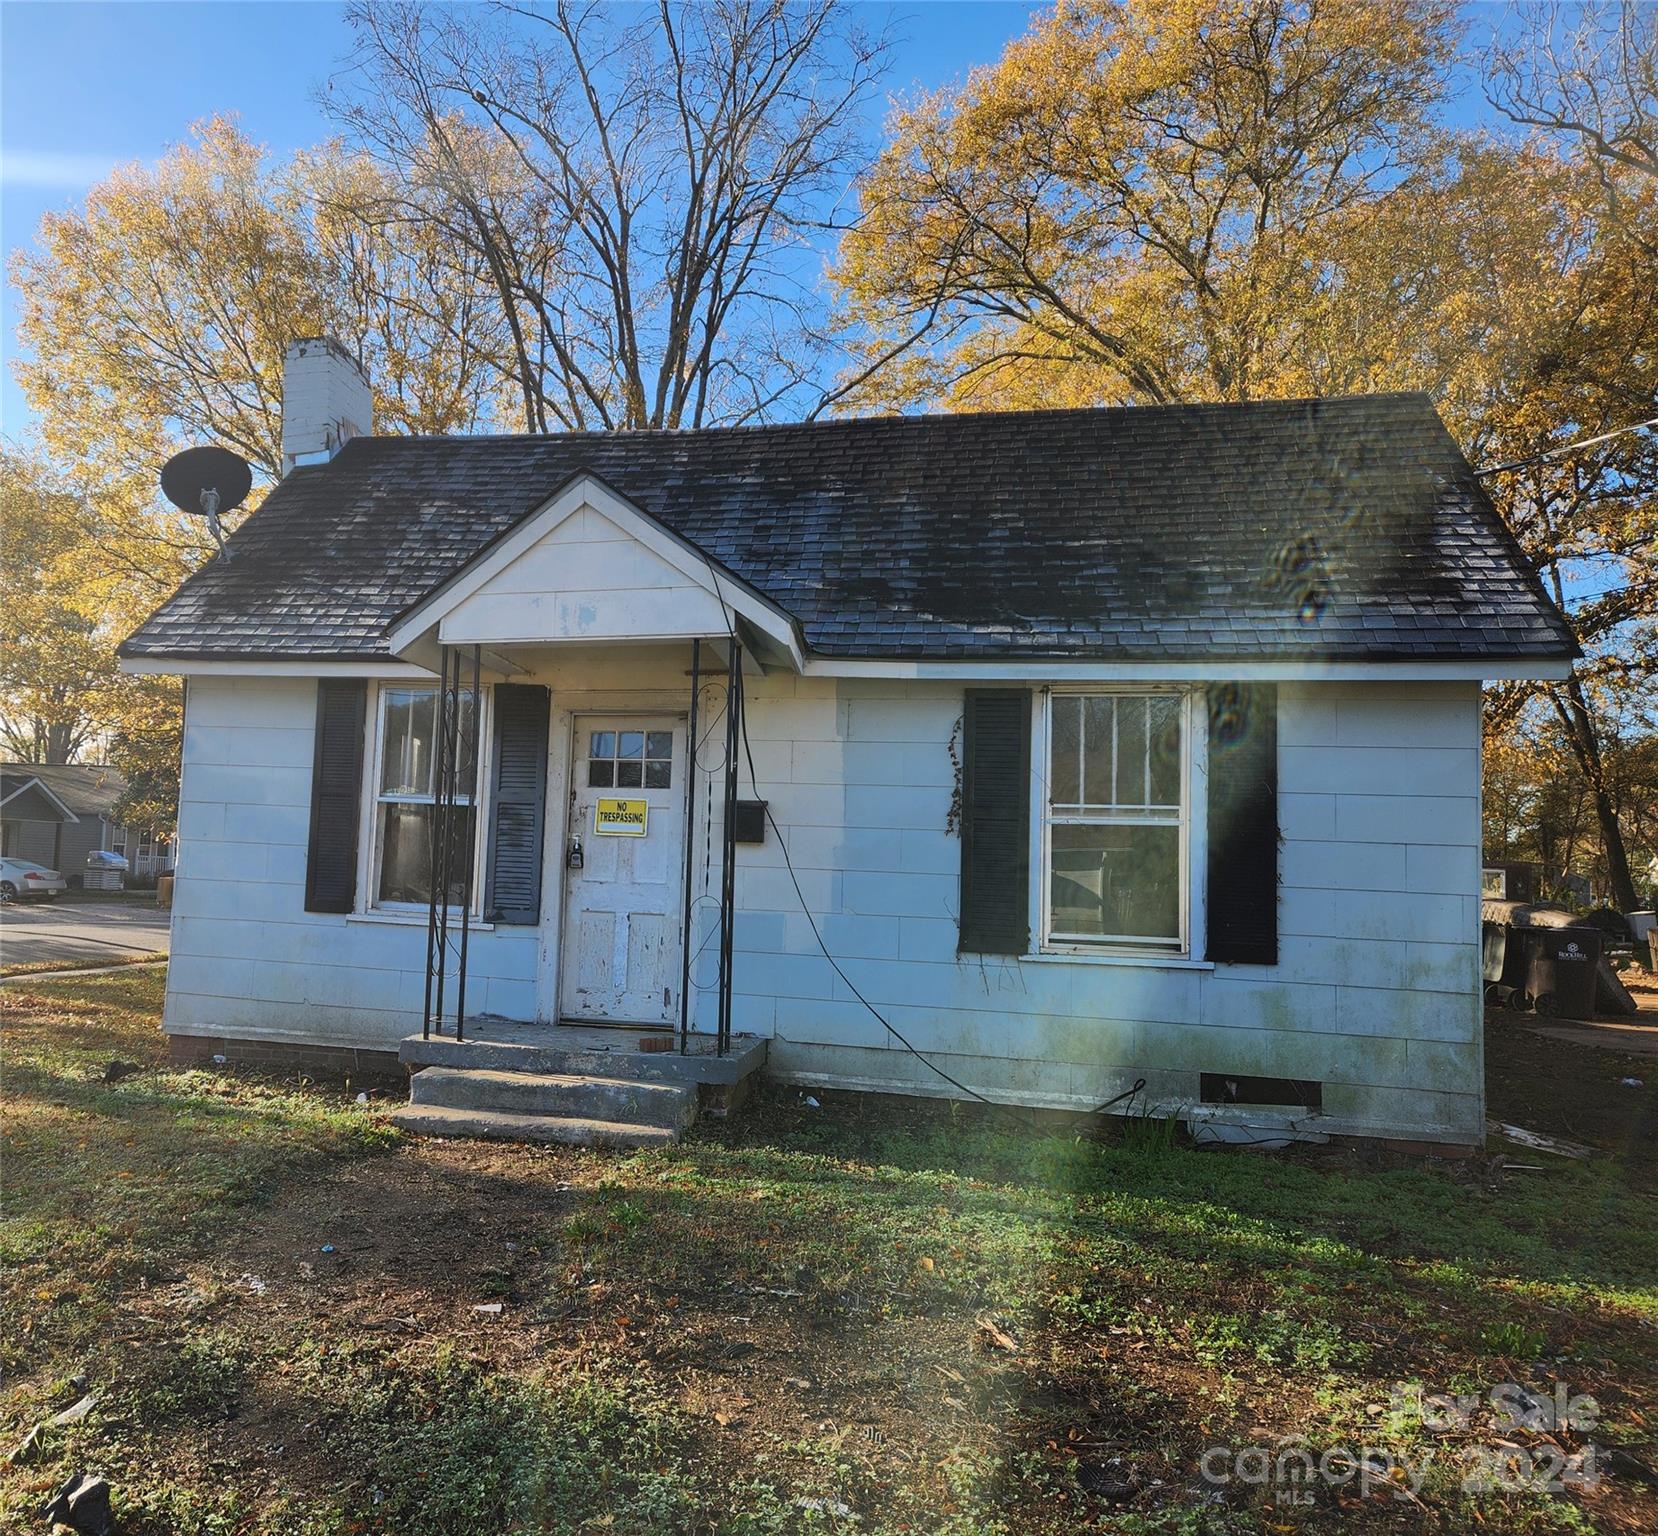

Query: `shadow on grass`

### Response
(6, 974, 1654, 1535)
(8, 1077, 1650, 1536)
(687, 1101, 1658, 1298)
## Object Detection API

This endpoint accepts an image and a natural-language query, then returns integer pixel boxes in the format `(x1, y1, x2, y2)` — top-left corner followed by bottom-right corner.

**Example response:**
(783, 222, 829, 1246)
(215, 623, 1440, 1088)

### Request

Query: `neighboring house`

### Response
(0, 768, 80, 868)
(117, 339, 1577, 1149)
(0, 762, 173, 881)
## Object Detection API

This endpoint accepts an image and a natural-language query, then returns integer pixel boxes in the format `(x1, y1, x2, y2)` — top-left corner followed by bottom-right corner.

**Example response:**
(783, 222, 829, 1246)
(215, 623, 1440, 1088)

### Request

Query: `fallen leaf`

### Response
(975, 1312, 1018, 1352)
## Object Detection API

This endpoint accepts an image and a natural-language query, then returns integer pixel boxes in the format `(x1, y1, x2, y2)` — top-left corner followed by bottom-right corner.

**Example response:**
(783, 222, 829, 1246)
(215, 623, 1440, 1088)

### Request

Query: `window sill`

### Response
(1029, 947, 1214, 971)
(346, 910, 495, 933)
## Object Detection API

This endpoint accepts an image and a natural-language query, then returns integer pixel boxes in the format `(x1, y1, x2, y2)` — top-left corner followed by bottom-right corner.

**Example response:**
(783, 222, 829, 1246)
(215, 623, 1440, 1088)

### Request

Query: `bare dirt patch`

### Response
(7, 973, 1658, 1534)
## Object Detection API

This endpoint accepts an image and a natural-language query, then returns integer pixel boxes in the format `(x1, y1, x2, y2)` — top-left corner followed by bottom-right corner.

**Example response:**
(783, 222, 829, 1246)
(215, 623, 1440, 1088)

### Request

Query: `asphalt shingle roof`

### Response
(1, 763, 126, 819)
(120, 394, 1577, 664)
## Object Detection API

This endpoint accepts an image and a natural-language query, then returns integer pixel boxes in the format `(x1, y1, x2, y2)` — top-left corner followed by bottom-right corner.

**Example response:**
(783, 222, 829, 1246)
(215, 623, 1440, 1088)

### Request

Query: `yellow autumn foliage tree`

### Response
(831, 0, 1459, 411)
(0, 453, 118, 765)
(6, 119, 508, 815)
(13, 115, 505, 484)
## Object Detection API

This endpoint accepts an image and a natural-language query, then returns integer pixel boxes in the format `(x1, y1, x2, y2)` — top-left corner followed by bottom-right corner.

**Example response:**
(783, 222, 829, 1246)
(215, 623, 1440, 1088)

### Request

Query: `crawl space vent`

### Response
(1200, 1074, 1322, 1112)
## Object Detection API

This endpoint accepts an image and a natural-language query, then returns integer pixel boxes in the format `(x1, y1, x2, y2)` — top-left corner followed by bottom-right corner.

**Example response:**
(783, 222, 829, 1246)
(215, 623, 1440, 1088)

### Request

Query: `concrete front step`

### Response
(408, 1065, 696, 1130)
(400, 1025, 768, 1088)
(390, 1103, 679, 1149)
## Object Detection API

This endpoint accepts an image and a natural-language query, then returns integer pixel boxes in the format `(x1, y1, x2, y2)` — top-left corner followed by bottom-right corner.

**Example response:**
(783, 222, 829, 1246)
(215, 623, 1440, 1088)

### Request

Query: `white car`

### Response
(0, 857, 68, 903)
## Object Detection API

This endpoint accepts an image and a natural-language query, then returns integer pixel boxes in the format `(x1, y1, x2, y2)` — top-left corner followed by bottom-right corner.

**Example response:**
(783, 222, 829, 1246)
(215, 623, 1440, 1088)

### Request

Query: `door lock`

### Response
(566, 836, 584, 870)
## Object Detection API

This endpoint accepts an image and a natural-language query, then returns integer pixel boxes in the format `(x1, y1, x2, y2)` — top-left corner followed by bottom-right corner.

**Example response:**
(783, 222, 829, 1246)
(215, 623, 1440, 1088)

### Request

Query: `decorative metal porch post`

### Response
(421, 643, 482, 1042)
(678, 639, 701, 1053)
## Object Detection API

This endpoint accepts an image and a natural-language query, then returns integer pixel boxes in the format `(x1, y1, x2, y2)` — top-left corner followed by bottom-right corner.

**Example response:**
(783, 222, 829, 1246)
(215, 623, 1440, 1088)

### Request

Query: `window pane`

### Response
(616, 760, 642, 787)
(381, 688, 435, 796)
(589, 760, 614, 787)
(380, 690, 414, 794)
(1049, 823, 1180, 941)
(378, 803, 476, 907)
(618, 731, 644, 759)
(591, 731, 615, 760)
(382, 687, 478, 797)
(644, 760, 671, 789)
(646, 731, 672, 759)
(1117, 696, 1148, 806)
(453, 690, 478, 796)
(1050, 696, 1080, 806)
(1083, 695, 1116, 806)
(1148, 695, 1182, 807)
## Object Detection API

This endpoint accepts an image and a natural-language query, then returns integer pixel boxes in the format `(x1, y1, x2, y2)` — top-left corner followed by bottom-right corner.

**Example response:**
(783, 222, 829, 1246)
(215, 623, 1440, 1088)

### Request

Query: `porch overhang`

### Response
(383, 473, 806, 674)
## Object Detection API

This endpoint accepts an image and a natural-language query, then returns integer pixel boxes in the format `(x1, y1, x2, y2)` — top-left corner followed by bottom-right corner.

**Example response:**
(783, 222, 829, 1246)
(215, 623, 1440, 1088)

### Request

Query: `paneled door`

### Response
(559, 716, 686, 1026)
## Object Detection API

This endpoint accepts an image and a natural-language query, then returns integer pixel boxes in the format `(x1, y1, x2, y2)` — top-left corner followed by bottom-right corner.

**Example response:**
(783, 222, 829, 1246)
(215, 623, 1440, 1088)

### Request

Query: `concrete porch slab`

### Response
(399, 1018, 768, 1087)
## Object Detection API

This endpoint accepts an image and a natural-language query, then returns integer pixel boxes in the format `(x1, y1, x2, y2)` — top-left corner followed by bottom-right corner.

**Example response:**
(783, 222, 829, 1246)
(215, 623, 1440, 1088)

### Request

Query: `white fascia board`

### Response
(801, 656, 1575, 682)
(382, 473, 806, 670)
(120, 651, 1573, 684)
(119, 657, 438, 680)
(0, 776, 81, 822)
(392, 634, 523, 682)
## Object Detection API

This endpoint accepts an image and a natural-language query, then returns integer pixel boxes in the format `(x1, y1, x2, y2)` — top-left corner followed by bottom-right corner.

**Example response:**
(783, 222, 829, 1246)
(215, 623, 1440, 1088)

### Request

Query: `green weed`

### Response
(4, 974, 1655, 1536)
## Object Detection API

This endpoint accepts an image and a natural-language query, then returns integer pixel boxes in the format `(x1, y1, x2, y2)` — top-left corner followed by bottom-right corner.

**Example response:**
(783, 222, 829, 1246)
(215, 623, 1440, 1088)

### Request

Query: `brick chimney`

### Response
(281, 336, 373, 474)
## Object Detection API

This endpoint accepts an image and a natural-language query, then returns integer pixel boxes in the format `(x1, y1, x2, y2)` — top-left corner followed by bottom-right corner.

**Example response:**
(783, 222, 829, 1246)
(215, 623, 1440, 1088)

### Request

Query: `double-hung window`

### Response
(1043, 691, 1188, 951)
(371, 685, 479, 909)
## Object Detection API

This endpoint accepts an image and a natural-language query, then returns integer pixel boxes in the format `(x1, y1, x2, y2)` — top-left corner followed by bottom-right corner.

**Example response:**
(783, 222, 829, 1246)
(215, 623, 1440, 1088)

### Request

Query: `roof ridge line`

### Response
(349, 391, 1435, 448)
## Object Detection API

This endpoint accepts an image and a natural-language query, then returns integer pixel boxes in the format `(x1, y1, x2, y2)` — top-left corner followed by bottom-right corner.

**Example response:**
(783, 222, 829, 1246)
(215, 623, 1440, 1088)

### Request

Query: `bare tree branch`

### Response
(332, 0, 888, 430)
(1487, 2, 1658, 189)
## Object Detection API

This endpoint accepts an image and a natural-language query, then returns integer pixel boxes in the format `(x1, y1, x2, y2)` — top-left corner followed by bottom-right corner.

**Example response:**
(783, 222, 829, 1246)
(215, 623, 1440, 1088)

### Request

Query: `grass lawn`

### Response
(0, 955, 168, 981)
(3, 972, 1656, 1535)
(54, 889, 167, 905)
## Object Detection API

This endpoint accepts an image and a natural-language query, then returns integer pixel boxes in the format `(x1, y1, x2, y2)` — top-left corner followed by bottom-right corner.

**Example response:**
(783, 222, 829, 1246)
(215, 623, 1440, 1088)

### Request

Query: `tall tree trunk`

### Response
(1551, 674, 1639, 911)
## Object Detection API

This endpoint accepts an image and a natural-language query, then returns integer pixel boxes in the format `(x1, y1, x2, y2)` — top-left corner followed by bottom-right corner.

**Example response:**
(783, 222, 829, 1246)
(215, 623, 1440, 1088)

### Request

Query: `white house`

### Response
(118, 339, 1577, 1150)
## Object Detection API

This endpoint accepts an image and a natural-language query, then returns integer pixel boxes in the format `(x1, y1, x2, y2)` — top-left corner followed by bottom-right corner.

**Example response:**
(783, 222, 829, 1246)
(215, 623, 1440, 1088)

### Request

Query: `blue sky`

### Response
(1, 0, 1510, 438)
(0, 0, 1047, 434)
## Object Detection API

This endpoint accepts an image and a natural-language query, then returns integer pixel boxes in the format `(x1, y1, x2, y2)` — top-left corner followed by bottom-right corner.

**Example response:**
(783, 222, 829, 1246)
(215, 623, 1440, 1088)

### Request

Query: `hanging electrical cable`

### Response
(1474, 415, 1658, 477)
(694, 568, 1148, 1126)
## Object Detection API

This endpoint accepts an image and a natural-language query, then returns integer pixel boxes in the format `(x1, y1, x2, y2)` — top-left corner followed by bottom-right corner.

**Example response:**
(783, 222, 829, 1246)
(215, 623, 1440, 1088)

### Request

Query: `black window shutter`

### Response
(1205, 682, 1279, 964)
(305, 679, 367, 914)
(958, 689, 1032, 955)
(485, 683, 551, 924)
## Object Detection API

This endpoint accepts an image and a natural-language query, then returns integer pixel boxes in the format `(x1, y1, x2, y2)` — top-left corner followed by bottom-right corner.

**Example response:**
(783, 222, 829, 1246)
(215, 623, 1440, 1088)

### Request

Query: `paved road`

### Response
(0, 900, 172, 968)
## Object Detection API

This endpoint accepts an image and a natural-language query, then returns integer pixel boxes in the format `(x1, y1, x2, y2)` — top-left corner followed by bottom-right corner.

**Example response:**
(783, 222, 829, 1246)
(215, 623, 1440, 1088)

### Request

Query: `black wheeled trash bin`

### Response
(1520, 926, 1601, 1019)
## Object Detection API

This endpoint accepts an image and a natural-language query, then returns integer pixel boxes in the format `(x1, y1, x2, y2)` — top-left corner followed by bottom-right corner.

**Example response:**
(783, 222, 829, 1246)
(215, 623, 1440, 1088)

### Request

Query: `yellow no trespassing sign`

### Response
(594, 798, 648, 836)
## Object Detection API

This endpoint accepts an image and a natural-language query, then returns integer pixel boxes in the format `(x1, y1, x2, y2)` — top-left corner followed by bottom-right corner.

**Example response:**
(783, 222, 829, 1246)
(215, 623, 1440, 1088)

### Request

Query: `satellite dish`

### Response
(160, 445, 252, 556)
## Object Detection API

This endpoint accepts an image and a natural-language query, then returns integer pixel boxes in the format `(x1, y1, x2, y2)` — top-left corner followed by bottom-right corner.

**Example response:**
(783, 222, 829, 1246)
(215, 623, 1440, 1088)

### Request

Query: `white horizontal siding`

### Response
(442, 507, 733, 644)
(721, 675, 1482, 1140)
(164, 677, 538, 1050)
(165, 668, 1483, 1140)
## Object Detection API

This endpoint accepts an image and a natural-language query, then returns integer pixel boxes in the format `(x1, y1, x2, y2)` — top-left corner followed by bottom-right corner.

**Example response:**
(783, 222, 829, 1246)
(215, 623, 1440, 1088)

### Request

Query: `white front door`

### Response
(559, 716, 686, 1026)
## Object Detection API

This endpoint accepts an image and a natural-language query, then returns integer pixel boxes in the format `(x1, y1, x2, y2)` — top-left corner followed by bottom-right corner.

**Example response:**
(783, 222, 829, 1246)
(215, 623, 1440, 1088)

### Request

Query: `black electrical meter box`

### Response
(732, 800, 767, 843)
